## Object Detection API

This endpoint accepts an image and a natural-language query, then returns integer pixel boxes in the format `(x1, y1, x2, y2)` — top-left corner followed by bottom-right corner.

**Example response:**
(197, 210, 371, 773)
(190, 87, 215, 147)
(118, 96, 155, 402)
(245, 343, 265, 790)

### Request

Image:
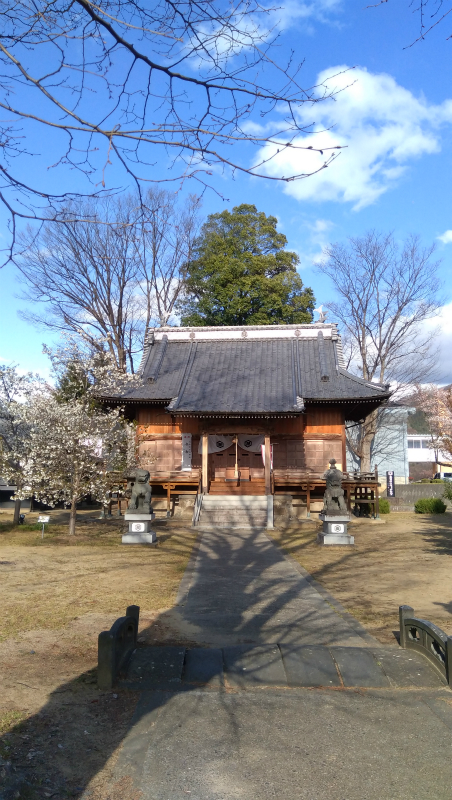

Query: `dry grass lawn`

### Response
(0, 507, 197, 800)
(0, 508, 196, 642)
(270, 511, 452, 645)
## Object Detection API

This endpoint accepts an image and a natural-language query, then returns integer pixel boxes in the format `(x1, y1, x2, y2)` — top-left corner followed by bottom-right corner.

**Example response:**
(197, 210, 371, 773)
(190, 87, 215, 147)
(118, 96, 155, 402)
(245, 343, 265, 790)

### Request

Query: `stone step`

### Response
(119, 644, 446, 691)
(199, 509, 267, 520)
(202, 495, 268, 508)
(198, 514, 268, 529)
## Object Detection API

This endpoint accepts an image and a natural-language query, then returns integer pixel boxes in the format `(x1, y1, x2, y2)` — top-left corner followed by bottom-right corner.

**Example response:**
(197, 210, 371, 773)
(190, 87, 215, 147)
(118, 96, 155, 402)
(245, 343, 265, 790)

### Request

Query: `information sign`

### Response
(386, 471, 395, 497)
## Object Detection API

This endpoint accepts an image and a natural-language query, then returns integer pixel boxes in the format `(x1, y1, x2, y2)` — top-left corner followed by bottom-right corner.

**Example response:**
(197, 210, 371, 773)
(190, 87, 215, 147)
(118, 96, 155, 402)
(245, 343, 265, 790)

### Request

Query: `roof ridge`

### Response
(138, 328, 155, 374)
(337, 366, 388, 392)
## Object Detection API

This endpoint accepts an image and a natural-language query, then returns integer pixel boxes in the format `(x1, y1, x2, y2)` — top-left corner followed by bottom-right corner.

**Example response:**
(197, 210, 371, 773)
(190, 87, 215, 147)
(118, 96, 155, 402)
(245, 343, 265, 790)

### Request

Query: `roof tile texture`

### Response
(120, 336, 388, 413)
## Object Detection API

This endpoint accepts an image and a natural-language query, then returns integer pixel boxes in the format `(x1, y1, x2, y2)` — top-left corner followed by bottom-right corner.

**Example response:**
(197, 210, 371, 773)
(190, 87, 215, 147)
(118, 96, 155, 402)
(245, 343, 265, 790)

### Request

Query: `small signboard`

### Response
(37, 514, 50, 539)
(181, 433, 192, 471)
(386, 471, 395, 497)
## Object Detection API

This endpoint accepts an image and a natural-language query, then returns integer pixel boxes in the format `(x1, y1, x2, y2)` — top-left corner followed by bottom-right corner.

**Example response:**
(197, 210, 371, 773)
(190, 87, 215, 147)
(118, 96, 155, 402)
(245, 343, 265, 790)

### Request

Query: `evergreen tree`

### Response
(179, 204, 315, 326)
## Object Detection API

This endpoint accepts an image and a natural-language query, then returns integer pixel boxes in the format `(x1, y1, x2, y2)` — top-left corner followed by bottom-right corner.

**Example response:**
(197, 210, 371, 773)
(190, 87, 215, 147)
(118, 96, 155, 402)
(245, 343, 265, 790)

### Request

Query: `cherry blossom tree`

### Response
(2, 342, 140, 533)
(417, 385, 452, 464)
(14, 395, 134, 535)
(0, 365, 46, 523)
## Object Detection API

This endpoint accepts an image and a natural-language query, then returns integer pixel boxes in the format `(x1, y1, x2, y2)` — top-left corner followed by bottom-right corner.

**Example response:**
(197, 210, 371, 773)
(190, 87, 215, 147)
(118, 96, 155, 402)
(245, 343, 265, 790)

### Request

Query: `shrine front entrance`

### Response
(202, 436, 266, 495)
(210, 445, 264, 483)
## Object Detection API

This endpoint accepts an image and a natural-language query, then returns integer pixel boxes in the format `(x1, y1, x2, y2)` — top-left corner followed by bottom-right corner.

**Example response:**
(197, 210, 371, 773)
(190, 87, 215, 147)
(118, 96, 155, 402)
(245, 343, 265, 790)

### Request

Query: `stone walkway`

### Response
(164, 527, 375, 647)
(110, 528, 452, 800)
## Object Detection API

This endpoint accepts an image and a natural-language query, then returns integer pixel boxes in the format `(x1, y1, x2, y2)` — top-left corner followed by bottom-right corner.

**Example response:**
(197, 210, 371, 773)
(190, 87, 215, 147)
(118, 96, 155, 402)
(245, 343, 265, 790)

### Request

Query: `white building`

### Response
(407, 435, 452, 479)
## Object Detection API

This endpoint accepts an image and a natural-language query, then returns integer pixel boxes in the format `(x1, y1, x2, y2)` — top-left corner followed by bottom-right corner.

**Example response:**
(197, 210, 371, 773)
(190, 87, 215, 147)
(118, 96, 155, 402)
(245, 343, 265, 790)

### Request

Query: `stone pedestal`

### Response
(317, 514, 354, 546)
(123, 513, 157, 545)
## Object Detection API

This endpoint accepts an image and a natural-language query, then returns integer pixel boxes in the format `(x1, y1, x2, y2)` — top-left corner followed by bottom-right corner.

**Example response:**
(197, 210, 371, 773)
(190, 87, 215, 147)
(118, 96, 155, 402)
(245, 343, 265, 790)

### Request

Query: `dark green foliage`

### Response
(443, 483, 452, 502)
(55, 362, 92, 403)
(179, 204, 315, 326)
(379, 498, 390, 514)
(407, 408, 431, 435)
(414, 498, 447, 514)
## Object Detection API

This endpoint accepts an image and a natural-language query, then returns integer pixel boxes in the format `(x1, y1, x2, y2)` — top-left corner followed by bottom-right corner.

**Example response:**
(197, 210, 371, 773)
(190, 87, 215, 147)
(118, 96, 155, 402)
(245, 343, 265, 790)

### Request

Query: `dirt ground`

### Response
(0, 508, 197, 800)
(269, 511, 452, 645)
(2, 507, 452, 798)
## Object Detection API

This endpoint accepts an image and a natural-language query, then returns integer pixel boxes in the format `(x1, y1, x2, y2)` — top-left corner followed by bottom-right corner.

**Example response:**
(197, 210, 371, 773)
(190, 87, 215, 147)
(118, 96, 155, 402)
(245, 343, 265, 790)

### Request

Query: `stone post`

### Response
(202, 433, 209, 493)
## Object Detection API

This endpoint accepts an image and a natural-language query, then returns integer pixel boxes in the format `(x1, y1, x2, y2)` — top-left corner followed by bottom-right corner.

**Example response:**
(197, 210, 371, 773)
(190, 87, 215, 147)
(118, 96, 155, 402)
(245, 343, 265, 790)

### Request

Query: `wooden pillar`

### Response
(374, 464, 380, 519)
(163, 483, 176, 516)
(306, 485, 311, 518)
(202, 433, 209, 493)
(346, 486, 351, 514)
(264, 434, 271, 496)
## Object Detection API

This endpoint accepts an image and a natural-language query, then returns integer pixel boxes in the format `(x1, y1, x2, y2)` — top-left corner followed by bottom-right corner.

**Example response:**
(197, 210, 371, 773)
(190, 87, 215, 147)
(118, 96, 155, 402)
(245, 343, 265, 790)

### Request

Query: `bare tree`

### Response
(369, 0, 452, 46)
(0, 0, 344, 261)
(318, 230, 443, 471)
(140, 189, 201, 326)
(17, 189, 201, 371)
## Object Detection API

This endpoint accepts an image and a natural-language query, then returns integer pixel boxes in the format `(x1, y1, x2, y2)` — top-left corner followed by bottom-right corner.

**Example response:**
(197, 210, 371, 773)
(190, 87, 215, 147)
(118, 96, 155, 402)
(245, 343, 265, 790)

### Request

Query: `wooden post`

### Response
(375, 464, 380, 519)
(264, 434, 271, 495)
(163, 483, 176, 516)
(202, 433, 209, 493)
(306, 484, 311, 518)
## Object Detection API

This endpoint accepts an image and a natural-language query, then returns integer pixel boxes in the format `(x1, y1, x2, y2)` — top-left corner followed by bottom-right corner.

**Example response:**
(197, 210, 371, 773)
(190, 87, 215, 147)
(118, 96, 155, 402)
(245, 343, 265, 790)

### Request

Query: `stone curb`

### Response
(175, 531, 203, 607)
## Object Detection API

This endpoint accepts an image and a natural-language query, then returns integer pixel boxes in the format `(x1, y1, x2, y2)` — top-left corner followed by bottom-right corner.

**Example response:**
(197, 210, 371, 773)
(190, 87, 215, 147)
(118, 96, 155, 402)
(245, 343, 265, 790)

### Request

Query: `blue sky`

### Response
(1, 0, 452, 380)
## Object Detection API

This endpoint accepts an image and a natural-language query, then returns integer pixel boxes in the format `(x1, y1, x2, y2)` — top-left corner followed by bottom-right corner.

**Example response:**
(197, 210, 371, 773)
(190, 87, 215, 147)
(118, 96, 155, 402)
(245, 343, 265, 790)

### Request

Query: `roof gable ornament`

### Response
(317, 330, 330, 382)
(314, 305, 328, 324)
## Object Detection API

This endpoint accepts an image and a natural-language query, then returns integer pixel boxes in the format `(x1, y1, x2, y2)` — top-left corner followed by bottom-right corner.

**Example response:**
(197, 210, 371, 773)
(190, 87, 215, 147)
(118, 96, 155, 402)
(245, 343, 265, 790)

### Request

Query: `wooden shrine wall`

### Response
(135, 405, 345, 473)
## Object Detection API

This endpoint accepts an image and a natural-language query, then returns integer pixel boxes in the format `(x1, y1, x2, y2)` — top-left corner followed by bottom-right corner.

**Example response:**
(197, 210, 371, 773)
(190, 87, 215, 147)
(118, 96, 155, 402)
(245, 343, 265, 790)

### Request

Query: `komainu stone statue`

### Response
(126, 468, 152, 514)
(322, 458, 347, 515)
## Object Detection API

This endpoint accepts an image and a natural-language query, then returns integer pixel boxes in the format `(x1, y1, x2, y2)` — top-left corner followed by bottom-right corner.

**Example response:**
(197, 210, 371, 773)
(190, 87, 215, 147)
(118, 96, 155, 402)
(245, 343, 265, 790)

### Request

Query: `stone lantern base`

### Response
(317, 513, 354, 546)
(122, 513, 157, 544)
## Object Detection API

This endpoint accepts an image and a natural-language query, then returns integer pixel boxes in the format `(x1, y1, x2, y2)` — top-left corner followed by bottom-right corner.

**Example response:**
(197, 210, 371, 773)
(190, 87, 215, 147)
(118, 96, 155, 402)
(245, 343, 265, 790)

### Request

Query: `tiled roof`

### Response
(116, 325, 390, 415)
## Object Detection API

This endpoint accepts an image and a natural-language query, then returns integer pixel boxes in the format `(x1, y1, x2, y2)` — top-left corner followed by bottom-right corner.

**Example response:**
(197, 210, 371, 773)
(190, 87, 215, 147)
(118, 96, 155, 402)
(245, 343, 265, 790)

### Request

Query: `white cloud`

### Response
(188, 0, 342, 69)
(420, 301, 452, 384)
(271, 0, 342, 31)
(256, 66, 451, 209)
(438, 230, 452, 244)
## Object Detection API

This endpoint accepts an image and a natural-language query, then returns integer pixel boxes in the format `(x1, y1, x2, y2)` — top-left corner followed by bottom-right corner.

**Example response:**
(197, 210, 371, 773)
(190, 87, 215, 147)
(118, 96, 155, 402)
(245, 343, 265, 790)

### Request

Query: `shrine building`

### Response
(111, 323, 390, 525)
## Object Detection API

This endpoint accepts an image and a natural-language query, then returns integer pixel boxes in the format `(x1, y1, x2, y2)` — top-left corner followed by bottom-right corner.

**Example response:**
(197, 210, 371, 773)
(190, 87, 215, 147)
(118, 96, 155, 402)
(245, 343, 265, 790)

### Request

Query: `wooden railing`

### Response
(272, 468, 380, 517)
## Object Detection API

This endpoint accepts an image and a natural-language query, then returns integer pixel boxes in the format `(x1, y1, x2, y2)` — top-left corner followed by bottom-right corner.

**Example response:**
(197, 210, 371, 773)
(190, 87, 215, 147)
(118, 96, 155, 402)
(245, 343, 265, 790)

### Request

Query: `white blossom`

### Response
(1, 347, 139, 534)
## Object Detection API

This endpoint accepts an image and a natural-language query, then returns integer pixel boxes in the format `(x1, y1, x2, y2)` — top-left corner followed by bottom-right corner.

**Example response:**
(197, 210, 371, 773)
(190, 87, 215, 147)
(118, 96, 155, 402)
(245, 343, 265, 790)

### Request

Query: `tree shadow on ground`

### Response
(0, 523, 364, 799)
(410, 513, 452, 556)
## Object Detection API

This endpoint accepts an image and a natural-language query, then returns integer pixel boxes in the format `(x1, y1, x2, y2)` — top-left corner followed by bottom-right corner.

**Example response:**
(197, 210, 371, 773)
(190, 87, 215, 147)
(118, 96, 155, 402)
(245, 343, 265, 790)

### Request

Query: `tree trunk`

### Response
(13, 497, 21, 525)
(359, 409, 379, 473)
(69, 497, 77, 535)
(360, 433, 373, 473)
